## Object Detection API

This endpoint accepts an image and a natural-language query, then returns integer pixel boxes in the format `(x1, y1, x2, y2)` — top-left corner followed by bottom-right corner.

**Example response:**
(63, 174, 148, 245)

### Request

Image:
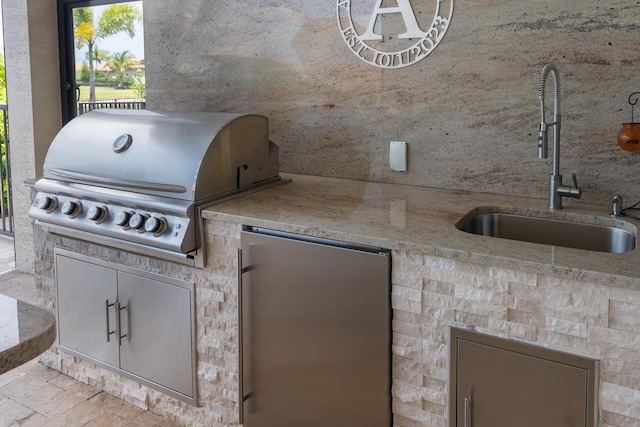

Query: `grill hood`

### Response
(30, 108, 284, 267)
(42, 109, 279, 201)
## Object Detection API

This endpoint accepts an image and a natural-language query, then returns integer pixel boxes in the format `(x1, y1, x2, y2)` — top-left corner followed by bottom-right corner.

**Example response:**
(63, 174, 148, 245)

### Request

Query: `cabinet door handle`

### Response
(116, 302, 127, 346)
(464, 396, 472, 427)
(105, 299, 116, 342)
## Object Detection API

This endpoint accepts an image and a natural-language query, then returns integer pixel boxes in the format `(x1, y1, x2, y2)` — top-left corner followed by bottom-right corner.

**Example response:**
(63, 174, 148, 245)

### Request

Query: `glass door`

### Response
(58, 0, 144, 123)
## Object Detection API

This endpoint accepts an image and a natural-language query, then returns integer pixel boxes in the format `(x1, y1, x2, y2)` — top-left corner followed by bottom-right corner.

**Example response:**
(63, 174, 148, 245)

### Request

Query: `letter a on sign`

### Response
(360, 0, 428, 41)
(336, 0, 454, 68)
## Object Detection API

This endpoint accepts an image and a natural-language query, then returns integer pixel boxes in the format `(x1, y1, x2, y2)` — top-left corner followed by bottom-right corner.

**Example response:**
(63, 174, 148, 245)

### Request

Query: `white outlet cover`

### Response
(390, 141, 407, 171)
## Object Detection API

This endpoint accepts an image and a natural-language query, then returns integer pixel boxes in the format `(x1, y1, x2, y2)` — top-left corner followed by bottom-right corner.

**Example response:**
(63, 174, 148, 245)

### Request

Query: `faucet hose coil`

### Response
(538, 63, 561, 101)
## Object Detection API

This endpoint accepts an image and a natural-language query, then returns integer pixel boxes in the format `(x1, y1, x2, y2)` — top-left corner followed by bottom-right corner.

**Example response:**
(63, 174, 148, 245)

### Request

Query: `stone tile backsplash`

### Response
(145, 0, 640, 206)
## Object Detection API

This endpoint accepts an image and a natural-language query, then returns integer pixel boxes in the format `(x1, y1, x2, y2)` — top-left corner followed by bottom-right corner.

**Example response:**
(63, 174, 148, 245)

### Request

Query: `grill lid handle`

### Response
(49, 168, 187, 193)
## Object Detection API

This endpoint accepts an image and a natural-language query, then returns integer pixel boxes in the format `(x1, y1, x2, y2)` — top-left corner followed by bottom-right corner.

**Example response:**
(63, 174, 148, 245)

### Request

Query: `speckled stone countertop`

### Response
(0, 293, 56, 374)
(203, 174, 640, 290)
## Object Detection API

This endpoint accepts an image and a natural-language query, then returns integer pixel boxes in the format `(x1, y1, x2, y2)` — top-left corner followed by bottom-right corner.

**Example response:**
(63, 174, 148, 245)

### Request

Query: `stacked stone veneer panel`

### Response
(392, 251, 640, 427)
(35, 219, 640, 426)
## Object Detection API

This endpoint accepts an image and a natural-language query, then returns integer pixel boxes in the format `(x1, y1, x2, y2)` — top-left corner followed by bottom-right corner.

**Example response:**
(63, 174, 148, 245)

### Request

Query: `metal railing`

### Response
(77, 98, 146, 116)
(0, 104, 13, 236)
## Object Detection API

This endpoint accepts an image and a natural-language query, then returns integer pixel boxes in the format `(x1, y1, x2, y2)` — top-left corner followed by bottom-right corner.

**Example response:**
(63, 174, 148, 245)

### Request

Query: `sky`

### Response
(0, 1, 144, 59)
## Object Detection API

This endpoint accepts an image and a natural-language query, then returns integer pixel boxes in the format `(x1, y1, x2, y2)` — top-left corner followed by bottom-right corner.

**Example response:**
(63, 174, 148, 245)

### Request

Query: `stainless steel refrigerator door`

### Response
(240, 230, 391, 427)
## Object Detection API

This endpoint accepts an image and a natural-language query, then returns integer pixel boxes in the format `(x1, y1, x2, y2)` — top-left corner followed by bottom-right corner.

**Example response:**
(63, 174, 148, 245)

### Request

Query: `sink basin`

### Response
(457, 209, 636, 253)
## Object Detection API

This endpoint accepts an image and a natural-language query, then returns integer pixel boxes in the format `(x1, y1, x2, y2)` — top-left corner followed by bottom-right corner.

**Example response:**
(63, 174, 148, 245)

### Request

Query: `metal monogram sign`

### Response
(337, 0, 454, 69)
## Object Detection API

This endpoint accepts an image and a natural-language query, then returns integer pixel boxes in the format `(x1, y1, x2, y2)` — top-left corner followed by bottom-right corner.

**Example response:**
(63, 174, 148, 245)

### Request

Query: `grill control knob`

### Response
(115, 211, 133, 227)
(36, 196, 57, 212)
(61, 200, 82, 217)
(129, 213, 148, 230)
(144, 216, 168, 235)
(87, 205, 108, 223)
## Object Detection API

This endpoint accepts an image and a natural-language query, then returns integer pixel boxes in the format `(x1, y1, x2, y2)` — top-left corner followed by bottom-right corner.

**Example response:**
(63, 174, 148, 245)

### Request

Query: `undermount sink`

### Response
(456, 208, 637, 253)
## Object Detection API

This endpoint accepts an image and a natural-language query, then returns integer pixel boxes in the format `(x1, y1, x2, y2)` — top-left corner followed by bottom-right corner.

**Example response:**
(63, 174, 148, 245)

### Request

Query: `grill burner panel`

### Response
(29, 109, 283, 266)
(31, 179, 196, 255)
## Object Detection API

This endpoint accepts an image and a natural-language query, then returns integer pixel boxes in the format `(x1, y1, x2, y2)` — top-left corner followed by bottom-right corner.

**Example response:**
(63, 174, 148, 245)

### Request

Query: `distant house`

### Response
(75, 61, 111, 75)
(75, 58, 145, 81)
(127, 59, 145, 79)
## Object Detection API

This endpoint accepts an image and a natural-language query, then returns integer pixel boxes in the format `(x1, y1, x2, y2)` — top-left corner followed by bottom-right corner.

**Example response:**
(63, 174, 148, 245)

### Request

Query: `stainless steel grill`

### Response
(29, 109, 283, 266)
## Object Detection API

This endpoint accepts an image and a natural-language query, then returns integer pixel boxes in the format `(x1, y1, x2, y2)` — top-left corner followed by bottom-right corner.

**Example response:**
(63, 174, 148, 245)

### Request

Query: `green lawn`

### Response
(78, 85, 139, 100)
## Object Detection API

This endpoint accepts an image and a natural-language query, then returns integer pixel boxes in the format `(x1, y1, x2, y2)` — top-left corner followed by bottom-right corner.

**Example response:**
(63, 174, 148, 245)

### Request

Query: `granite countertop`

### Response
(0, 293, 56, 374)
(203, 173, 640, 290)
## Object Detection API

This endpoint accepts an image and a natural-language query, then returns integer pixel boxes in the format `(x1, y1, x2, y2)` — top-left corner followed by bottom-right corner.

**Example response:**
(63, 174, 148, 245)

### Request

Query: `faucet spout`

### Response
(537, 63, 581, 209)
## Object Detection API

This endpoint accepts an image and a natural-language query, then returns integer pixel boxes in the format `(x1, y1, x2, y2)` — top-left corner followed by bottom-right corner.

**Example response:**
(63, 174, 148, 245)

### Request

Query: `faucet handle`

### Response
(612, 194, 623, 216)
(557, 173, 582, 200)
(571, 173, 579, 189)
(568, 173, 582, 199)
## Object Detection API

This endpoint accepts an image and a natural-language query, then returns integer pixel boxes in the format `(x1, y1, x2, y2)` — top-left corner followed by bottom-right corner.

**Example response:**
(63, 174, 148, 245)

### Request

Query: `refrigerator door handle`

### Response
(238, 248, 253, 424)
(464, 396, 472, 427)
(238, 248, 244, 424)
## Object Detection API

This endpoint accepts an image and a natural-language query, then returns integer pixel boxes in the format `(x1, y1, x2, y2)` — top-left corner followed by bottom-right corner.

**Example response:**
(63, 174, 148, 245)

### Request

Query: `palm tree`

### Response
(106, 51, 136, 88)
(74, 4, 142, 101)
(87, 45, 109, 67)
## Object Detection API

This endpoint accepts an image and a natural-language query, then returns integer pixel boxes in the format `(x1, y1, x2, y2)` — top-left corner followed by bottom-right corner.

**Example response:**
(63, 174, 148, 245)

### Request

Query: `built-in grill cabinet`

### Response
(55, 248, 197, 404)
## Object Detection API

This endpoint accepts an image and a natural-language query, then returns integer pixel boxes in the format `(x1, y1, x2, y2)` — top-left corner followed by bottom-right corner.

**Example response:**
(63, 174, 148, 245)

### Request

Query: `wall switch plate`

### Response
(390, 141, 407, 171)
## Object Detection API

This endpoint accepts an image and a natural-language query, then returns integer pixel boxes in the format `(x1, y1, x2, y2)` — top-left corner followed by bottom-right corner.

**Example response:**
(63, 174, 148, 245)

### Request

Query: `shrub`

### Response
(94, 71, 107, 82)
(78, 63, 90, 82)
(133, 72, 145, 99)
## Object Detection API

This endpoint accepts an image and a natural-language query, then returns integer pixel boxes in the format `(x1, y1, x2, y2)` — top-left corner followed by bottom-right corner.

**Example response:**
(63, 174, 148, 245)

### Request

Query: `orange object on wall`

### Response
(617, 123, 640, 151)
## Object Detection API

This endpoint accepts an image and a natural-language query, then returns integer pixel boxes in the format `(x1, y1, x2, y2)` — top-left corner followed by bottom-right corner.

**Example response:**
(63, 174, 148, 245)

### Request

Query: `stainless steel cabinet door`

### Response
(451, 328, 598, 427)
(241, 231, 391, 427)
(56, 254, 119, 367)
(118, 271, 193, 397)
(55, 250, 196, 403)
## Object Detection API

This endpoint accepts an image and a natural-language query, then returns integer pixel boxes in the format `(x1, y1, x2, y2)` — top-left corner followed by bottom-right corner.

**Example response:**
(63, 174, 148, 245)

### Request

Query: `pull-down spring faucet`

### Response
(537, 63, 582, 209)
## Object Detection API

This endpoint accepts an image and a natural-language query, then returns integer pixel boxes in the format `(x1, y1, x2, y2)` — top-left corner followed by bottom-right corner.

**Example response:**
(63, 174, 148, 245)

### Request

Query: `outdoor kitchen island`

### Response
(34, 173, 640, 426)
